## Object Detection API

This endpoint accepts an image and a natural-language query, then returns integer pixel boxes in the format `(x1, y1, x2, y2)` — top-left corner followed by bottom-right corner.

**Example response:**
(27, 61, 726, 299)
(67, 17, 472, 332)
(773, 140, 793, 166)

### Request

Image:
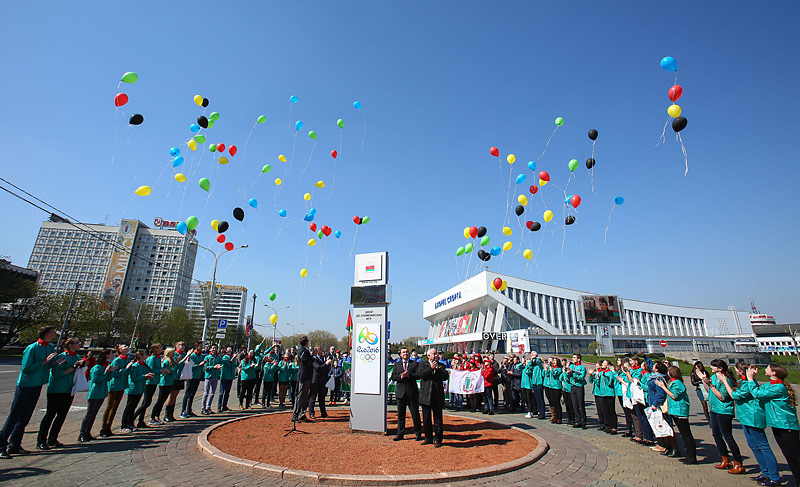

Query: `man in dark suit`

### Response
(291, 336, 314, 422)
(419, 348, 449, 447)
(308, 346, 331, 419)
(390, 348, 422, 441)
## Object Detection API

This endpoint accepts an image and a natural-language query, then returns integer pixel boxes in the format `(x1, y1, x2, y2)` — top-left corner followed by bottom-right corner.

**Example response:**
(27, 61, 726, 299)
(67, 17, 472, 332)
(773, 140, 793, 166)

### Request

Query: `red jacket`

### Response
(481, 366, 494, 387)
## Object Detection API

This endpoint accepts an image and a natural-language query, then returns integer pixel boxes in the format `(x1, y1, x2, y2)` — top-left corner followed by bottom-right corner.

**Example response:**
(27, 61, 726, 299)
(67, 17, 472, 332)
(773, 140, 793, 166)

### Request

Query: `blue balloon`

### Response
(278, 209, 287, 217)
(660, 56, 677, 72)
(515, 174, 527, 184)
(177, 222, 187, 235)
(309, 207, 317, 215)
(614, 196, 625, 205)
(190, 124, 201, 133)
(295, 120, 303, 131)
(564, 197, 570, 205)
(172, 156, 184, 167)
(490, 246, 501, 256)
(528, 161, 536, 172)
(353, 101, 362, 109)
(334, 230, 341, 238)
(170, 147, 180, 157)
(303, 213, 315, 222)
(290, 95, 298, 103)
(248, 198, 258, 209)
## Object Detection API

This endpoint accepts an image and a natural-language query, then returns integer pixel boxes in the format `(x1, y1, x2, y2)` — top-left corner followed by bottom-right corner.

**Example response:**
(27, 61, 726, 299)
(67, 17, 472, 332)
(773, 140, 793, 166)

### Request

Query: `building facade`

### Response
(186, 283, 248, 330)
(421, 271, 754, 356)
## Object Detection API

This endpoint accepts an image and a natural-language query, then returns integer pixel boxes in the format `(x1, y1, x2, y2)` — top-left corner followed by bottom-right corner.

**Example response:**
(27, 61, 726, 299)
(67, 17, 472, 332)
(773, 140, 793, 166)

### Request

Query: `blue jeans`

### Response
(217, 379, 233, 410)
(532, 384, 546, 418)
(742, 424, 779, 481)
(483, 388, 494, 411)
(0, 385, 42, 450)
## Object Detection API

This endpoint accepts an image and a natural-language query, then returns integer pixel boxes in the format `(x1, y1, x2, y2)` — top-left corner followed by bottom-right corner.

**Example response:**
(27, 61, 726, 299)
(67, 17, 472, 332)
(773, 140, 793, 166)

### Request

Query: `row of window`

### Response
(622, 310, 706, 338)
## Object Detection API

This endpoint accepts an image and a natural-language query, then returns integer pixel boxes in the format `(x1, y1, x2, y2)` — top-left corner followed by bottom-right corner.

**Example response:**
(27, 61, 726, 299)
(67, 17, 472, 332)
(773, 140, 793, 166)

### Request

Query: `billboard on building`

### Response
(101, 219, 139, 309)
(438, 313, 472, 338)
(581, 295, 622, 324)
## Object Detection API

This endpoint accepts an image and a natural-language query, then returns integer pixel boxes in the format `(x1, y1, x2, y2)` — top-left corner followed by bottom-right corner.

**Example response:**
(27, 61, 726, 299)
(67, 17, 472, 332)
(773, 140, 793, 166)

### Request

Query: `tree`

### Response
(152, 308, 200, 348)
(0, 280, 45, 350)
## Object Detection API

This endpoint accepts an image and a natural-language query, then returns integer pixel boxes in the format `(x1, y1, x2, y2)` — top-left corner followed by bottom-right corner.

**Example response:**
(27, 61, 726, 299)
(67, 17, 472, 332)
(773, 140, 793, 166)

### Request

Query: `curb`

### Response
(197, 412, 549, 485)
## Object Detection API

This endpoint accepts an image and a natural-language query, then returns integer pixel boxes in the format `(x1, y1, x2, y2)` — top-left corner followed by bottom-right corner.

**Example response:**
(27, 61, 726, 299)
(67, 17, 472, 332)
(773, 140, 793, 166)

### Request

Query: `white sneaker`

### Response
(120, 428, 132, 434)
(525, 413, 533, 419)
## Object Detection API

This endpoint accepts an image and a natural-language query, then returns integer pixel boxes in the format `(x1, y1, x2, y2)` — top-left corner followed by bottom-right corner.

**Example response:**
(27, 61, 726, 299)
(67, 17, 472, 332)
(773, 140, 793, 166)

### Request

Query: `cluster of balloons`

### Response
(307, 222, 336, 244)
(661, 57, 687, 133)
(491, 277, 508, 292)
(117, 72, 145, 126)
(353, 215, 370, 225)
(303, 207, 317, 222)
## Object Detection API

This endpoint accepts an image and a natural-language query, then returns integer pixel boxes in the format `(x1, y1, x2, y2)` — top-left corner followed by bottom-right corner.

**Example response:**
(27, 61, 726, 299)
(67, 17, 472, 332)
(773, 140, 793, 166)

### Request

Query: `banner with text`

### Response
(447, 370, 485, 395)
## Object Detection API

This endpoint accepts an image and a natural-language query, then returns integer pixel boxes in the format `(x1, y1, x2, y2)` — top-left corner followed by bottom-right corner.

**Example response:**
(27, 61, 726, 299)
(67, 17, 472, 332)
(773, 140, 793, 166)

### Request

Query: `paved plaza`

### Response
(0, 359, 794, 486)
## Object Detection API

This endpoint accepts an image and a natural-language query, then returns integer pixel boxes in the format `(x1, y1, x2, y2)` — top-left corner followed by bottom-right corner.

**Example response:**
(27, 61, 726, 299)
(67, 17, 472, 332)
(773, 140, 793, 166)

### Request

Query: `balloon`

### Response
(502, 226, 512, 236)
(269, 293, 276, 301)
(202, 98, 209, 108)
(209, 112, 220, 121)
(469, 226, 478, 238)
(507, 154, 516, 164)
(121, 72, 138, 84)
(224, 242, 234, 251)
(315, 181, 325, 188)
(217, 234, 225, 243)
(321, 226, 332, 237)
(502, 241, 512, 251)
(499, 280, 507, 292)
(194, 135, 206, 143)
(290, 95, 298, 103)
(477, 226, 487, 238)
(190, 124, 201, 133)
(489, 147, 499, 157)
(586, 158, 595, 169)
(174, 173, 186, 182)
(207, 121, 215, 128)
(308, 131, 317, 140)
(565, 215, 576, 225)
(518, 194, 528, 206)
(262, 165, 271, 173)
(668, 85, 683, 102)
(539, 179, 549, 187)
(129, 114, 144, 125)
(477, 249, 488, 261)
(307, 238, 316, 247)
(257, 115, 267, 124)
(269, 313, 279, 326)
(334, 230, 341, 238)
(309, 208, 317, 215)
(530, 222, 541, 231)
(555, 117, 564, 126)
(304, 214, 315, 222)
(331, 150, 338, 159)
(193, 95, 203, 106)
(211, 220, 219, 231)
(229, 145, 237, 157)
(660, 56, 677, 72)
(216, 143, 225, 153)
(310, 223, 317, 232)
(362, 216, 370, 224)
(568, 159, 579, 172)
(588, 129, 598, 141)
(564, 196, 570, 205)
(303, 192, 311, 201)
(516, 174, 527, 184)
(353, 101, 362, 109)
(197, 116, 209, 129)
(672, 116, 688, 132)
(114, 93, 128, 107)
(527, 161, 536, 172)
(209, 144, 217, 152)
(218, 156, 229, 165)
(300, 268, 308, 278)
(199, 178, 210, 191)
(275, 178, 282, 186)
(667, 104, 681, 118)
(233, 207, 244, 221)
(463, 227, 471, 239)
(186, 216, 199, 231)
(134, 185, 151, 196)
(515, 205, 524, 216)
(188, 140, 197, 151)
(543, 210, 553, 223)
(177, 222, 187, 234)
(172, 156, 184, 167)
(526, 221, 533, 230)
(538, 171, 550, 182)
(529, 185, 538, 195)
(570, 195, 582, 208)
(337, 119, 344, 128)
(493, 278, 503, 290)
(217, 221, 229, 233)
(249, 198, 258, 209)
(279, 209, 287, 217)
(480, 236, 490, 247)
(278, 154, 287, 162)
(491, 281, 497, 292)
(295, 120, 303, 131)
(456, 247, 465, 256)
(353, 216, 362, 225)
(317, 230, 324, 239)
(464, 243, 474, 253)
(170, 147, 180, 157)
(523, 249, 533, 260)
(614, 196, 625, 205)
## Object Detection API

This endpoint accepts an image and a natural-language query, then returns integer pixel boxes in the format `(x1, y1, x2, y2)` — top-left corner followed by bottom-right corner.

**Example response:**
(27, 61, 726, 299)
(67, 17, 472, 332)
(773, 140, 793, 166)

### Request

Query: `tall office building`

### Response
(186, 283, 248, 330)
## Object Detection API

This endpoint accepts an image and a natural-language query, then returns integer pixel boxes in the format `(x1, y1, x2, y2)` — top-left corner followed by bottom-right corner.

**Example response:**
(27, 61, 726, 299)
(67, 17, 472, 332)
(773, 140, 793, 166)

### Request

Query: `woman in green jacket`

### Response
(100, 344, 131, 437)
(239, 351, 259, 409)
(120, 352, 154, 433)
(217, 346, 236, 412)
(561, 361, 574, 425)
(697, 359, 744, 473)
(134, 343, 168, 428)
(277, 352, 292, 408)
(261, 356, 278, 408)
(165, 342, 186, 422)
(656, 366, 697, 464)
(150, 348, 176, 424)
(544, 357, 563, 424)
(37, 338, 85, 450)
(79, 349, 116, 442)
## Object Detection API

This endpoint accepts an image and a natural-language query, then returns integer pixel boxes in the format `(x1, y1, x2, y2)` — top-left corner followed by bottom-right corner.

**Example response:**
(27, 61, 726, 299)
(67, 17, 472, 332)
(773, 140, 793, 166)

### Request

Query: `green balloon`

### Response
(362, 216, 370, 224)
(257, 115, 267, 124)
(456, 247, 465, 256)
(337, 119, 344, 128)
(262, 165, 271, 173)
(207, 120, 215, 128)
(121, 72, 138, 84)
(568, 159, 579, 172)
(308, 131, 317, 140)
(199, 178, 210, 191)
(209, 144, 217, 152)
(209, 112, 220, 121)
(480, 236, 490, 246)
(269, 292, 277, 301)
(317, 230, 324, 239)
(555, 117, 564, 126)
(186, 216, 198, 231)
(465, 243, 474, 253)
(194, 135, 206, 143)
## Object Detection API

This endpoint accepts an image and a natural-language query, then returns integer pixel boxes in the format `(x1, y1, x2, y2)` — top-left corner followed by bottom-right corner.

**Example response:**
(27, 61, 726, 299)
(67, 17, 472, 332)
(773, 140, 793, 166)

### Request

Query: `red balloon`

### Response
(224, 242, 234, 251)
(353, 216, 361, 225)
(114, 93, 128, 107)
(525, 221, 533, 230)
(570, 195, 582, 208)
(668, 84, 683, 102)
(538, 171, 550, 182)
(216, 234, 226, 243)
(309, 223, 317, 232)
(529, 185, 538, 195)
(492, 277, 503, 290)
(217, 143, 225, 153)
(331, 150, 338, 159)
(228, 145, 237, 157)
(469, 226, 478, 238)
(489, 147, 499, 157)
(322, 225, 332, 236)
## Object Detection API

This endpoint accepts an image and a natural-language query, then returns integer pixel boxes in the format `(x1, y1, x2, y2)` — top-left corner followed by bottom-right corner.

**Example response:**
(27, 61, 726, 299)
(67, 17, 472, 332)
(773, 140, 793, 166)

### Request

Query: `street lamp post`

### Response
(247, 293, 257, 351)
(193, 243, 249, 344)
(263, 304, 290, 342)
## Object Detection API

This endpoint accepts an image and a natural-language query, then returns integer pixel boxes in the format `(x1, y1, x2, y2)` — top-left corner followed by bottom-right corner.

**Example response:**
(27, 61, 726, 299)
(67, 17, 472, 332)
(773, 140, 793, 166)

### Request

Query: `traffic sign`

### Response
(215, 332, 226, 339)
(659, 340, 668, 348)
(217, 319, 227, 329)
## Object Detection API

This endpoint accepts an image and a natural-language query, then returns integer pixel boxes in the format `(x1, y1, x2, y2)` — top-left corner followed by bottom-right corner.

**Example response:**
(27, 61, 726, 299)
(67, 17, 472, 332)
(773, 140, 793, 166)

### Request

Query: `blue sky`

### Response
(1, 2, 798, 340)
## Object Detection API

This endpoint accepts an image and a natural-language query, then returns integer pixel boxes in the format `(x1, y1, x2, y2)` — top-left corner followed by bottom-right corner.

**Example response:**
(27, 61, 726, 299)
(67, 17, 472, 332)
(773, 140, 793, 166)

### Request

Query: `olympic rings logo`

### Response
(359, 353, 377, 363)
(358, 327, 379, 345)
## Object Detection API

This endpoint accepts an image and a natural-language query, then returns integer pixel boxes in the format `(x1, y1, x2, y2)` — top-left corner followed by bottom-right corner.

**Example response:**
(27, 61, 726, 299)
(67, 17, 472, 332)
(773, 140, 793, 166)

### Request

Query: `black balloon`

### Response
(217, 221, 229, 233)
(672, 116, 687, 133)
(477, 226, 487, 238)
(530, 222, 541, 232)
(233, 207, 244, 221)
(477, 249, 487, 260)
(202, 98, 209, 108)
(129, 114, 144, 125)
(565, 215, 575, 225)
(197, 116, 209, 129)
(586, 158, 596, 169)
(588, 129, 598, 141)
(515, 205, 524, 216)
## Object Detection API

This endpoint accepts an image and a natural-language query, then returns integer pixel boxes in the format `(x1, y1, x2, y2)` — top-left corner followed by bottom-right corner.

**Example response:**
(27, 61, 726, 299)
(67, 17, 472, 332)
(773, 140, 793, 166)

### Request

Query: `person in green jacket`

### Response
(588, 361, 606, 432)
(217, 346, 236, 412)
(201, 345, 223, 415)
(543, 357, 563, 423)
(519, 354, 535, 418)
(655, 366, 696, 463)
(239, 351, 259, 409)
(100, 344, 131, 438)
(165, 342, 186, 421)
(697, 359, 744, 472)
(150, 348, 177, 424)
(613, 358, 634, 437)
(261, 356, 278, 408)
(79, 348, 117, 442)
(561, 360, 574, 425)
(567, 354, 587, 429)
(277, 352, 292, 408)
(750, 363, 800, 485)
(120, 352, 154, 433)
(37, 337, 86, 450)
(180, 341, 206, 418)
(134, 343, 168, 428)
(530, 352, 546, 420)
(288, 356, 299, 407)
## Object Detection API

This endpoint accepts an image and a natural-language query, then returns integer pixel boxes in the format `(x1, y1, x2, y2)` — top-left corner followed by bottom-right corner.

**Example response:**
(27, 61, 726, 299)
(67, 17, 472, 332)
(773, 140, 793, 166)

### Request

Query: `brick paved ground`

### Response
(0, 360, 795, 486)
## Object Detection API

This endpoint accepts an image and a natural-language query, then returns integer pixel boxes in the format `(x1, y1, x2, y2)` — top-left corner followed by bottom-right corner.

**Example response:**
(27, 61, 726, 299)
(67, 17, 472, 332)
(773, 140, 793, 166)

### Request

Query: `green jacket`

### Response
(609, 371, 623, 397)
(730, 380, 765, 428)
(262, 361, 277, 382)
(159, 358, 176, 387)
(240, 358, 259, 381)
(47, 352, 79, 394)
(145, 354, 162, 385)
(544, 368, 562, 389)
(569, 364, 587, 387)
(752, 382, 800, 430)
(108, 354, 131, 391)
(17, 341, 57, 388)
(640, 372, 652, 402)
(288, 362, 299, 381)
(126, 361, 148, 395)
(532, 359, 544, 386)
(666, 379, 690, 418)
(220, 354, 235, 380)
(204, 354, 222, 379)
(277, 360, 291, 382)
(710, 374, 735, 416)
(561, 372, 572, 393)
(88, 363, 109, 400)
(589, 371, 605, 397)
(519, 362, 533, 390)
(598, 370, 615, 397)
(172, 351, 185, 382)
(189, 351, 205, 380)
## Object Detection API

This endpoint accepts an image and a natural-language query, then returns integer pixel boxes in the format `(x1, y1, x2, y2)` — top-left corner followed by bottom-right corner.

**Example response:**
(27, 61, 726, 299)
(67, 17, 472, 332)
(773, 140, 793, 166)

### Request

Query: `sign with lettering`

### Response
(482, 331, 508, 341)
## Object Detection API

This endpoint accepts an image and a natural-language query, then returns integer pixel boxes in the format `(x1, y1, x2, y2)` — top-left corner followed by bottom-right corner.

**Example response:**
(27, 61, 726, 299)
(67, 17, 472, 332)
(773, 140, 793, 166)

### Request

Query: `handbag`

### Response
(325, 375, 335, 390)
(630, 382, 646, 406)
(72, 367, 89, 395)
(621, 382, 633, 409)
(179, 360, 193, 380)
(645, 407, 674, 438)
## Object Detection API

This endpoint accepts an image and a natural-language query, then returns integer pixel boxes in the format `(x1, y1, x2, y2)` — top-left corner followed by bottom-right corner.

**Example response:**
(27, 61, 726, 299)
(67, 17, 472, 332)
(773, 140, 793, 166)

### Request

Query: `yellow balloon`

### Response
(211, 219, 219, 231)
(307, 238, 316, 247)
(303, 192, 312, 201)
(502, 226, 512, 236)
(543, 210, 553, 222)
(503, 241, 512, 251)
(667, 104, 681, 118)
(187, 140, 197, 151)
(300, 268, 308, 278)
(518, 194, 528, 206)
(193, 95, 203, 106)
(491, 281, 497, 291)
(269, 314, 278, 325)
(539, 179, 549, 187)
(499, 281, 508, 292)
(278, 154, 287, 162)
(134, 185, 151, 196)
(218, 156, 229, 165)
(275, 178, 282, 186)
(315, 180, 325, 188)
(174, 173, 186, 182)
(463, 227, 471, 239)
(507, 154, 516, 164)
(523, 249, 533, 260)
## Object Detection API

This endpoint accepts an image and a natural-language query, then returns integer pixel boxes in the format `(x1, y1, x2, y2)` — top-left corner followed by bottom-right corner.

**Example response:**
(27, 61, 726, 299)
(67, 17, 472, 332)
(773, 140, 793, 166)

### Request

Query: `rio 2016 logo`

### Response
(357, 327, 379, 362)
(358, 327, 378, 345)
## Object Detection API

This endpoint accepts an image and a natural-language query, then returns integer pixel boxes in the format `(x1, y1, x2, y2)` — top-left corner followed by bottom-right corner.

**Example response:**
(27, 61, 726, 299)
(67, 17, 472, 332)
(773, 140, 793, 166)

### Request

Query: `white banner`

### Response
(353, 313, 383, 395)
(447, 370, 485, 395)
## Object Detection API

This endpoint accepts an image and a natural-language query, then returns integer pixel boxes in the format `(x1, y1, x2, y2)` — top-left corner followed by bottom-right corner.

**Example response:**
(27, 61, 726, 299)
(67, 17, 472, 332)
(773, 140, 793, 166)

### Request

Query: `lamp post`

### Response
(247, 293, 257, 351)
(193, 243, 249, 344)
(263, 304, 290, 342)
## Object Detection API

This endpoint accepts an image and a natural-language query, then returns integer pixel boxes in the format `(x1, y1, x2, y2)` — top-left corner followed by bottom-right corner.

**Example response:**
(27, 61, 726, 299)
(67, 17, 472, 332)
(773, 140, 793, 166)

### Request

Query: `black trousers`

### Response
(288, 380, 296, 405)
(292, 381, 311, 420)
(253, 374, 262, 402)
(80, 398, 105, 437)
(261, 381, 274, 405)
(773, 427, 800, 484)
(37, 392, 74, 444)
(533, 385, 546, 418)
(601, 396, 617, 430)
(421, 401, 444, 442)
(242, 379, 257, 408)
(218, 379, 233, 410)
(564, 390, 575, 423)
(151, 385, 172, 419)
(618, 396, 634, 433)
(523, 389, 536, 415)
(121, 393, 142, 429)
(396, 393, 422, 437)
(594, 395, 604, 426)
(571, 387, 587, 426)
(182, 379, 200, 414)
(672, 416, 697, 460)
(134, 384, 158, 425)
(308, 383, 327, 416)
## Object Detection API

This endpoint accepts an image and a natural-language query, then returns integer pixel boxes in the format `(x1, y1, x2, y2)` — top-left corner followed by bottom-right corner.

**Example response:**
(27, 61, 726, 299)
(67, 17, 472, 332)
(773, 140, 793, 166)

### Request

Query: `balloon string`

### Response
(329, 128, 343, 199)
(655, 119, 669, 147)
(347, 225, 360, 261)
(538, 126, 558, 161)
(677, 133, 688, 176)
(504, 163, 514, 226)
(360, 108, 367, 150)
(590, 140, 597, 195)
(111, 109, 119, 166)
(288, 103, 293, 130)
(604, 204, 616, 244)
(240, 122, 257, 169)
(297, 140, 317, 181)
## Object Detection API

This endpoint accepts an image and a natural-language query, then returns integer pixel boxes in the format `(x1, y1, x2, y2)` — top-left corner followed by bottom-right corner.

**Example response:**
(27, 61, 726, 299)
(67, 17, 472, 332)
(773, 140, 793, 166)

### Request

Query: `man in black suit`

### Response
(291, 336, 314, 422)
(390, 348, 422, 441)
(308, 346, 332, 419)
(419, 349, 449, 447)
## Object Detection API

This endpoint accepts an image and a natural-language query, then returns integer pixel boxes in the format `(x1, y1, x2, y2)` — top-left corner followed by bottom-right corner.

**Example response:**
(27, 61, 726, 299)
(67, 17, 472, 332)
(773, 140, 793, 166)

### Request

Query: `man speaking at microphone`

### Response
(390, 348, 422, 441)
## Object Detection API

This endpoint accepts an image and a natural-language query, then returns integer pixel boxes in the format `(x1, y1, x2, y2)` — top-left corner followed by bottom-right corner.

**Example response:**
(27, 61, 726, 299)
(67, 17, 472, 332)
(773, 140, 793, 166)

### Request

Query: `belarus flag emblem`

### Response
(365, 265, 375, 272)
